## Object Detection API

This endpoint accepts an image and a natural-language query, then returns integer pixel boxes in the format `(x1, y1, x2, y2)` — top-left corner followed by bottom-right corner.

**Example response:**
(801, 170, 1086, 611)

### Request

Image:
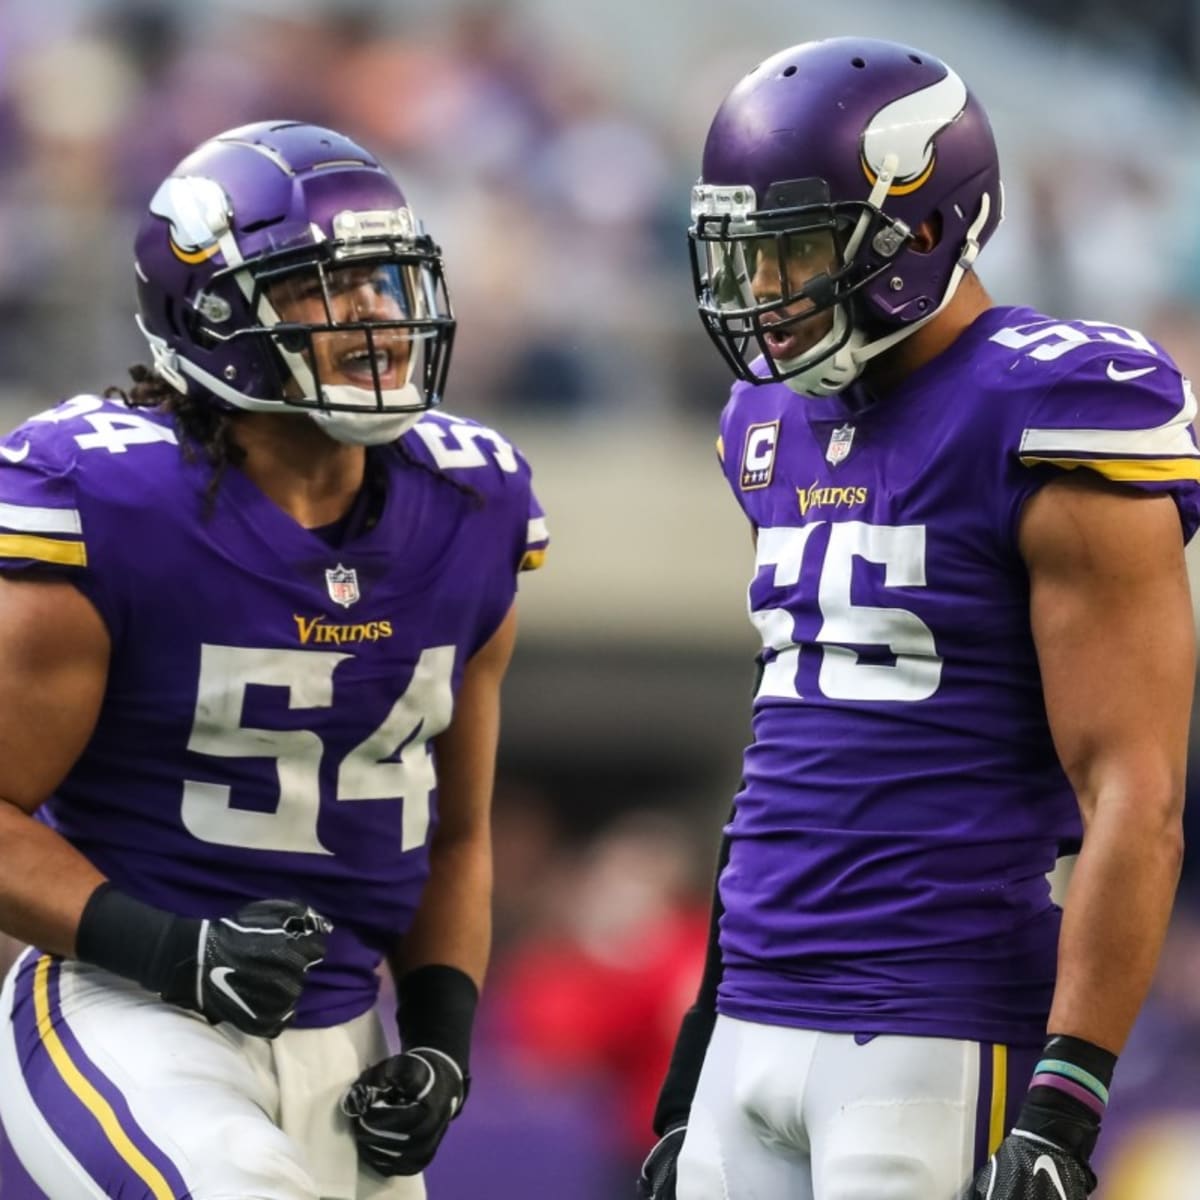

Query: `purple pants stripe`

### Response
(10, 955, 191, 1199)
(970, 1042, 1042, 1173)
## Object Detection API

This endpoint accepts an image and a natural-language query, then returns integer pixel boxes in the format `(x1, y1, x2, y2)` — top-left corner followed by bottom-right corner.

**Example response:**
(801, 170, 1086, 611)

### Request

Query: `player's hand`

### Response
(966, 1130, 1096, 1199)
(341, 1047, 466, 1176)
(638, 1125, 686, 1199)
(159, 899, 331, 1038)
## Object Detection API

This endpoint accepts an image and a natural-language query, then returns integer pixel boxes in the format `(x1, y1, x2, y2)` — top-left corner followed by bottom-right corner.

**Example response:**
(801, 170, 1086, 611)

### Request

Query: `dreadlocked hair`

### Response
(105, 364, 245, 510)
(105, 364, 484, 513)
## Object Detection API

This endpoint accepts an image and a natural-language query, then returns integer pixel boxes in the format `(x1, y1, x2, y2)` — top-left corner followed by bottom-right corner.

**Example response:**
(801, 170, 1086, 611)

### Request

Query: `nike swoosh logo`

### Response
(0, 442, 30, 463)
(983, 1156, 998, 1200)
(208, 966, 257, 1019)
(1106, 361, 1156, 382)
(1033, 1154, 1069, 1200)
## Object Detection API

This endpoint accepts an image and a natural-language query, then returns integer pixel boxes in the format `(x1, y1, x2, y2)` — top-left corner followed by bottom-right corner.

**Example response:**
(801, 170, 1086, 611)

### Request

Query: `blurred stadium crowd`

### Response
(2, 1, 1200, 1197)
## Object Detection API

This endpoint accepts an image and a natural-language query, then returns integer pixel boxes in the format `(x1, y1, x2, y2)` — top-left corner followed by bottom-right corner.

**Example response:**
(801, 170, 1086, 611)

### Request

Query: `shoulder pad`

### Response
(1016, 352, 1198, 487)
(404, 411, 528, 484)
(403, 411, 548, 573)
(0, 395, 179, 574)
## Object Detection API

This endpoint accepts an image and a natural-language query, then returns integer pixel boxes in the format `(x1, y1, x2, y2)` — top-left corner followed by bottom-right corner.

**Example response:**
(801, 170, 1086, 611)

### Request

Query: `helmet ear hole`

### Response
(910, 214, 942, 254)
(182, 306, 217, 350)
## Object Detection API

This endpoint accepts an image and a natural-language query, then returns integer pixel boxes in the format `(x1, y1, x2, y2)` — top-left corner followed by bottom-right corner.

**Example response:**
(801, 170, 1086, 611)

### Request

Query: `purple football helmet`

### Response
(134, 121, 455, 442)
(689, 38, 1002, 395)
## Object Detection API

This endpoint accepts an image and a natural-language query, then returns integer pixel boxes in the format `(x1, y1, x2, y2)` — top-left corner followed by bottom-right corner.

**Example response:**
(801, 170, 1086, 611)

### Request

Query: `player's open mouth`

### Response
(337, 347, 395, 385)
(761, 324, 806, 360)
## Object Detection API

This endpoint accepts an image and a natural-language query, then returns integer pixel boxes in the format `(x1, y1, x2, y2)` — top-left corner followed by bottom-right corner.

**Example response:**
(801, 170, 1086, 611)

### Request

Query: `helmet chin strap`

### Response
(266, 296, 429, 437)
(308, 384, 427, 445)
(779, 307, 866, 397)
(781, 190, 992, 397)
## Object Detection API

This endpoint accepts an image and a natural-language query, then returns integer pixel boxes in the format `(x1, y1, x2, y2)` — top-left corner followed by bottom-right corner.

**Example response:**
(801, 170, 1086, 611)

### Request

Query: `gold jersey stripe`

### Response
(1019, 455, 1200, 483)
(32, 956, 178, 1200)
(0, 533, 87, 566)
(519, 548, 547, 572)
(989, 1043, 1008, 1155)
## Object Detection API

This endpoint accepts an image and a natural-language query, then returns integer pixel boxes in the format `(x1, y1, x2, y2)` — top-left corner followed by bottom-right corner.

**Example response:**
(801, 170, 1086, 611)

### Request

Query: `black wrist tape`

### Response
(396, 964, 479, 1074)
(75, 882, 201, 996)
(1039, 1033, 1117, 1093)
(1018, 1033, 1118, 1164)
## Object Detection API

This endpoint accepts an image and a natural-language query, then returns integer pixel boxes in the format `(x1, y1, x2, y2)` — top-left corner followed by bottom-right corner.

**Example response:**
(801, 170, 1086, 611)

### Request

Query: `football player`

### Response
(639, 37, 1198, 1200)
(0, 121, 547, 1199)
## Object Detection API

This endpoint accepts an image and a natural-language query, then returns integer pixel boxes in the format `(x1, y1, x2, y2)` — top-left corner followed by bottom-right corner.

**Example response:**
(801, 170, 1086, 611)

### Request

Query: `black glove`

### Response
(160, 899, 331, 1038)
(638, 1124, 686, 1200)
(965, 1034, 1113, 1200)
(76, 885, 331, 1040)
(341, 1047, 465, 1176)
(966, 1130, 1095, 1199)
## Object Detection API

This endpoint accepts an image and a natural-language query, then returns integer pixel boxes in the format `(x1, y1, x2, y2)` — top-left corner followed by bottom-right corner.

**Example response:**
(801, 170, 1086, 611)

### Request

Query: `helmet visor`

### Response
(692, 220, 849, 377)
(254, 257, 450, 411)
(701, 227, 839, 320)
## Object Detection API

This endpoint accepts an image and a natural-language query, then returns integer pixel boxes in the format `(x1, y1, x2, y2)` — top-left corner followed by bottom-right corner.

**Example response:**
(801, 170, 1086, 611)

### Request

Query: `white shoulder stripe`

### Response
(1020, 378, 1199, 460)
(0, 502, 82, 536)
(527, 517, 549, 545)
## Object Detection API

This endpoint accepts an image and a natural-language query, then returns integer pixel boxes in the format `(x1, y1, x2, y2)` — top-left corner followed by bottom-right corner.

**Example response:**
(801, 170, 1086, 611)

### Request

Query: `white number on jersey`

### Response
(31, 395, 178, 454)
(412, 418, 517, 473)
(989, 320, 1156, 362)
(182, 644, 455, 853)
(752, 521, 943, 702)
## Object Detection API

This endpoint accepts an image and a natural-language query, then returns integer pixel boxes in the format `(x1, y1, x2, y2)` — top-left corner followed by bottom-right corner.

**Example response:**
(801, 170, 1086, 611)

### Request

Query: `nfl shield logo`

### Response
(325, 563, 360, 608)
(826, 424, 855, 466)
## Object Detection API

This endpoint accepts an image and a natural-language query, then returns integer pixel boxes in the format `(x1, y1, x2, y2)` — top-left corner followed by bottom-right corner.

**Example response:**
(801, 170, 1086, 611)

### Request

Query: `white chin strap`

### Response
(307, 383, 426, 445)
(780, 190, 992, 398)
(267, 298, 427, 444)
(778, 307, 868, 397)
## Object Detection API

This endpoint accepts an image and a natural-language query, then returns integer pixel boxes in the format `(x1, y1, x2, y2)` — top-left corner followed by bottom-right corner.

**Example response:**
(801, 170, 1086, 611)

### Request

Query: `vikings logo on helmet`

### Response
(860, 68, 968, 196)
(149, 175, 233, 265)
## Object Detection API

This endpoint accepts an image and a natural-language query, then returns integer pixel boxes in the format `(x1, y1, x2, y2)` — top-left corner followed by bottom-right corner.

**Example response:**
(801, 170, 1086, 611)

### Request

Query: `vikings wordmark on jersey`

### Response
(714, 307, 1200, 1046)
(0, 398, 547, 1028)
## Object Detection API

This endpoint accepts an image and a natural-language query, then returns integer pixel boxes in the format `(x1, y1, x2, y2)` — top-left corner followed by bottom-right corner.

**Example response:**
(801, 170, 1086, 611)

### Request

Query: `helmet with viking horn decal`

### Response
(688, 37, 1002, 395)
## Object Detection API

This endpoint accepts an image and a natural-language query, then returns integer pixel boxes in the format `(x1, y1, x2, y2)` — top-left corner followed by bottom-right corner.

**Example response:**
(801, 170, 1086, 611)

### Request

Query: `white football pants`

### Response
(678, 1014, 1038, 1200)
(0, 949, 424, 1200)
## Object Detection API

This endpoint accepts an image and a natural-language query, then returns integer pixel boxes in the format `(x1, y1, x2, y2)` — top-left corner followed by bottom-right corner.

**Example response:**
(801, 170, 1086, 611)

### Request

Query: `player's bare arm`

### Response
(343, 603, 518, 1178)
(1020, 471, 1192, 1051)
(968, 469, 1198, 1197)
(0, 571, 329, 1038)
(391, 601, 516, 982)
(0, 576, 110, 952)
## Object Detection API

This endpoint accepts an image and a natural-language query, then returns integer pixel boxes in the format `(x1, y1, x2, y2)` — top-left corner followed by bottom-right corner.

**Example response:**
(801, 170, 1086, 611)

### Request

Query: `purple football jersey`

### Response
(715, 306, 1200, 1045)
(0, 397, 547, 1027)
